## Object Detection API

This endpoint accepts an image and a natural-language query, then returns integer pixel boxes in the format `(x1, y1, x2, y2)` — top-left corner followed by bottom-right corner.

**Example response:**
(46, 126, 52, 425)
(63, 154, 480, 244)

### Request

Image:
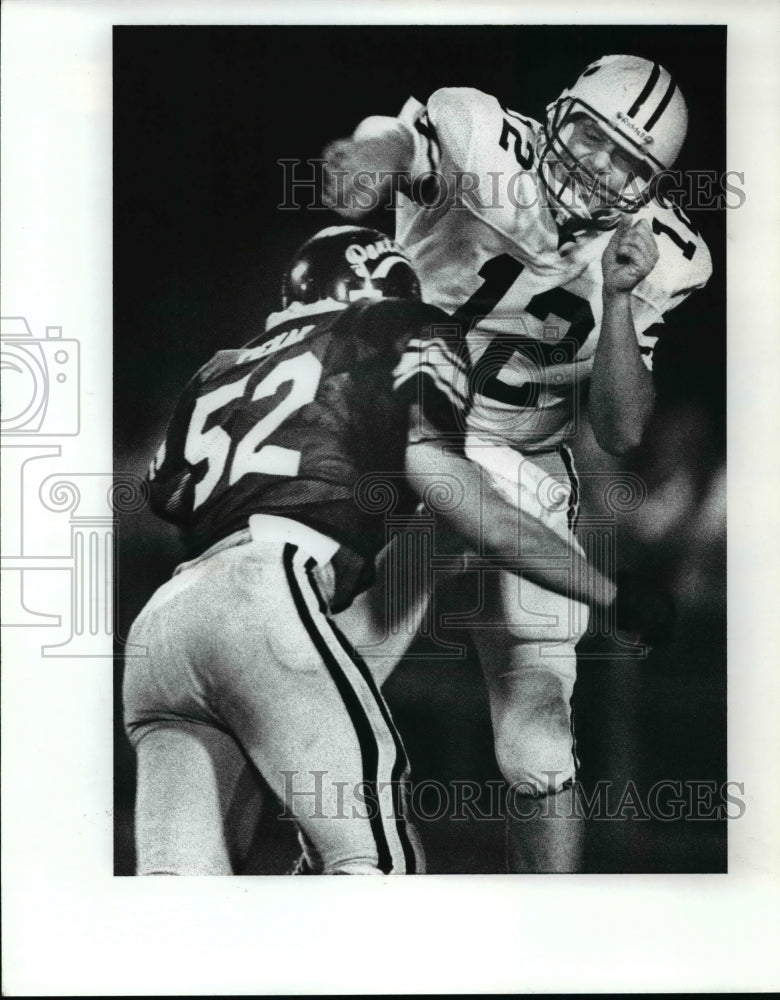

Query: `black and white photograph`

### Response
(114, 24, 728, 878)
(2, 2, 779, 995)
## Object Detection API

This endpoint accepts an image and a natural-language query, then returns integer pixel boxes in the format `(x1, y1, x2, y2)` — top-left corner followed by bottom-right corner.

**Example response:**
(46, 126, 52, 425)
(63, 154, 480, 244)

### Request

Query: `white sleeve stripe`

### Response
(393, 354, 468, 398)
(394, 355, 466, 390)
(394, 363, 468, 410)
(397, 370, 467, 413)
(403, 337, 470, 375)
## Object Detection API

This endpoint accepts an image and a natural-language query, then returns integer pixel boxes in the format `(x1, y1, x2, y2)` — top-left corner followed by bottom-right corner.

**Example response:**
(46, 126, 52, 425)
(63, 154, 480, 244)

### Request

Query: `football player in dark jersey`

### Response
(123, 225, 669, 875)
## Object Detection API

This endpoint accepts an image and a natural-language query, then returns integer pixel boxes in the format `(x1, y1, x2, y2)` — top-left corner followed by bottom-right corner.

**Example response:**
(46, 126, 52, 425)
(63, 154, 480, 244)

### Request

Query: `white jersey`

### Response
(395, 87, 712, 452)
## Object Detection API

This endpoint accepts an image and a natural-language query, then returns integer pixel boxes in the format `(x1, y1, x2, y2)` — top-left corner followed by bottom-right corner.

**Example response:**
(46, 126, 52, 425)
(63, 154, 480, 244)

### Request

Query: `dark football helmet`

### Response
(282, 225, 421, 308)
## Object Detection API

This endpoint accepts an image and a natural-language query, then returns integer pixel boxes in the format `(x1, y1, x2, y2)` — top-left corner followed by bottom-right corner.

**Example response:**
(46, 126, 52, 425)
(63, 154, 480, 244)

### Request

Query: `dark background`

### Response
(114, 25, 727, 874)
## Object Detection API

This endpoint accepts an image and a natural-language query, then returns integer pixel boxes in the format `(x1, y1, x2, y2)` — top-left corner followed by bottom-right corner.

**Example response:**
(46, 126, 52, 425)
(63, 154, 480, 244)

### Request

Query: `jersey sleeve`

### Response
(391, 305, 469, 448)
(399, 88, 518, 182)
(630, 203, 714, 371)
(397, 87, 539, 236)
(145, 369, 204, 524)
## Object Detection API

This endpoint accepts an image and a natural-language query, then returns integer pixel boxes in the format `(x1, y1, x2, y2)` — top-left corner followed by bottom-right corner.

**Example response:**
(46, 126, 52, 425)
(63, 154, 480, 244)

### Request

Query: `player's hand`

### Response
(613, 572, 677, 649)
(322, 118, 411, 219)
(601, 216, 659, 295)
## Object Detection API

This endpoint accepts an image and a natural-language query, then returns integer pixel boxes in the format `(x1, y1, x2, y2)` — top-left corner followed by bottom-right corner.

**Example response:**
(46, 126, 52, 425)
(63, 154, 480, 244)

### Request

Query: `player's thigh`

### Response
(124, 553, 273, 874)
(132, 720, 263, 875)
(470, 565, 588, 647)
(123, 563, 231, 730)
(470, 572, 582, 790)
(471, 570, 582, 729)
(221, 547, 418, 873)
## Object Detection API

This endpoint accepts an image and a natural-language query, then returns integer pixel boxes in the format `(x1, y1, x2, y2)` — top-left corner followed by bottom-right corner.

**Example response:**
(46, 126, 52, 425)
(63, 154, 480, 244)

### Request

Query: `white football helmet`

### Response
(538, 54, 689, 228)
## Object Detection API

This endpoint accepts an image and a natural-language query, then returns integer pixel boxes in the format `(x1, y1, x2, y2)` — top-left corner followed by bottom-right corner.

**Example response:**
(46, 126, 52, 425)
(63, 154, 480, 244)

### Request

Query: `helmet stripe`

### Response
(626, 61, 661, 118)
(644, 77, 677, 130)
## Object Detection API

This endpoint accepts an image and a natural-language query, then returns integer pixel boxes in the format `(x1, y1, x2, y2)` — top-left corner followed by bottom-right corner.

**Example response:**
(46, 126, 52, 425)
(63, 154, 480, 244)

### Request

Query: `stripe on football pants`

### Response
(559, 443, 581, 533)
(318, 599, 418, 875)
(282, 544, 410, 874)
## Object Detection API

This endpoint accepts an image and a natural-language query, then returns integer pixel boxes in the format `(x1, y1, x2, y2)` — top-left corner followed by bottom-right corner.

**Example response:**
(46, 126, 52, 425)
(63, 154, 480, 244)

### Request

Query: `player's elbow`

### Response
(590, 394, 654, 455)
(352, 116, 415, 173)
(594, 428, 644, 456)
(322, 117, 413, 219)
(593, 423, 645, 456)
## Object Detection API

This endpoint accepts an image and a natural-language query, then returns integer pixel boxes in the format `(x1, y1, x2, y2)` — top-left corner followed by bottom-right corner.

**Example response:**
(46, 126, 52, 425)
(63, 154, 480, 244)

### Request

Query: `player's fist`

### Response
(613, 572, 677, 649)
(601, 216, 659, 295)
(322, 117, 413, 220)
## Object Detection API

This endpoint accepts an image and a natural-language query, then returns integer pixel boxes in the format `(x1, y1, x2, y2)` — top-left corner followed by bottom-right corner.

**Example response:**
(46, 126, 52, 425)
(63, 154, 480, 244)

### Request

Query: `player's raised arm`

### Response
(322, 87, 496, 220)
(322, 116, 415, 220)
(589, 216, 658, 454)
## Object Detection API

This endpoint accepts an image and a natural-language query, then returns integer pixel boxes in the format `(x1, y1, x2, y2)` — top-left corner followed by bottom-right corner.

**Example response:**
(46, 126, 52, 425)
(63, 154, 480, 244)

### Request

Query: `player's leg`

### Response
(124, 581, 265, 876)
(211, 540, 423, 875)
(470, 574, 585, 873)
(462, 442, 587, 872)
(129, 719, 263, 875)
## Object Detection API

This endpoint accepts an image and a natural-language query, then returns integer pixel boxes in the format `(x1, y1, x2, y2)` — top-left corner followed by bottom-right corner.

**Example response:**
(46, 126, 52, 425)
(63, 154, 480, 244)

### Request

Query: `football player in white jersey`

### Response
(324, 55, 712, 872)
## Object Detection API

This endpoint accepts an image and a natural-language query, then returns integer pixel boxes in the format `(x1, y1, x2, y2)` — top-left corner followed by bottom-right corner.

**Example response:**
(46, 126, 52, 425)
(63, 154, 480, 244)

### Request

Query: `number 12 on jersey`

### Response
(451, 255, 595, 407)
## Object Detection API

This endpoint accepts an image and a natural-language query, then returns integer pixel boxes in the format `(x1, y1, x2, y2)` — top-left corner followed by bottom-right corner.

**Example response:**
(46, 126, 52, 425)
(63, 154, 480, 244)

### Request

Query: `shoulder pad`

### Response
(427, 86, 502, 121)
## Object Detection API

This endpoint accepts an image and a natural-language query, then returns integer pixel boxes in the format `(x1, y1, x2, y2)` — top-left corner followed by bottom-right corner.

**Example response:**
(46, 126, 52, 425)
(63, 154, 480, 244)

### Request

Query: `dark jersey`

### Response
(147, 297, 464, 608)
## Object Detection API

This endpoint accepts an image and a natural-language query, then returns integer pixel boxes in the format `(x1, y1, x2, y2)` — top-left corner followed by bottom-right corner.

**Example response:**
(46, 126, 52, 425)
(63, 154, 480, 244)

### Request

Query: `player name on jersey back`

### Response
(237, 323, 315, 364)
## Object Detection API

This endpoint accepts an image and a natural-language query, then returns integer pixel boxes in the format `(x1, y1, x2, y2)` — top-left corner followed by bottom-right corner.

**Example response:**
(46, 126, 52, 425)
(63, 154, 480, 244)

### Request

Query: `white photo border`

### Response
(2, 0, 779, 995)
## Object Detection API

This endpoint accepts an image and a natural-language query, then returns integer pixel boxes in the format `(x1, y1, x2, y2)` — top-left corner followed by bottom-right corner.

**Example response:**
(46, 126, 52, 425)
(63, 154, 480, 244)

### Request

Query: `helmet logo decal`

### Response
(368, 254, 413, 279)
(345, 237, 403, 266)
(615, 111, 655, 144)
(345, 238, 409, 279)
(282, 226, 420, 309)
